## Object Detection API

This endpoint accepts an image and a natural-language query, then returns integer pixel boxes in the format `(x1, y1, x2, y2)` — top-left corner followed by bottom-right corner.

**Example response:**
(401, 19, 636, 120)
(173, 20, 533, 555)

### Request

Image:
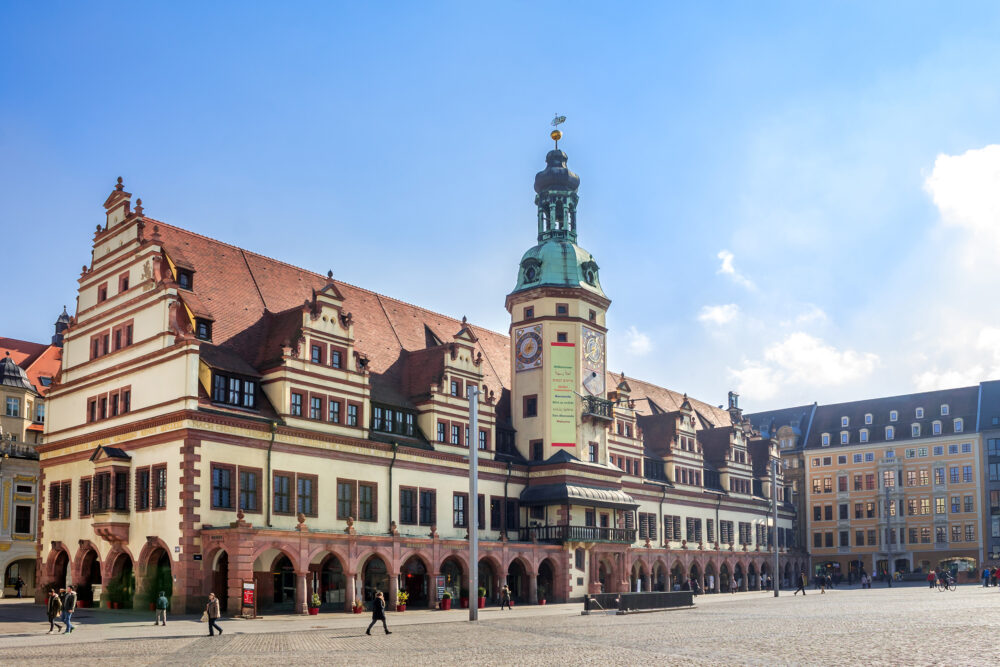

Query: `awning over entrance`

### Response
(519, 483, 638, 510)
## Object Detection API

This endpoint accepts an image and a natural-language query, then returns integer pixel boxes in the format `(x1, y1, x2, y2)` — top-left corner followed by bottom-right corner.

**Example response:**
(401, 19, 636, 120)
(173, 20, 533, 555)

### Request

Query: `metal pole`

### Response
(772, 459, 779, 597)
(468, 385, 480, 622)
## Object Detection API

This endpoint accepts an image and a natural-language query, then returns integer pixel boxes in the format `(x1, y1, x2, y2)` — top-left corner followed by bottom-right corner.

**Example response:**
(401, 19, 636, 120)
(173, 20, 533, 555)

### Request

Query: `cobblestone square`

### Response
(2, 584, 999, 665)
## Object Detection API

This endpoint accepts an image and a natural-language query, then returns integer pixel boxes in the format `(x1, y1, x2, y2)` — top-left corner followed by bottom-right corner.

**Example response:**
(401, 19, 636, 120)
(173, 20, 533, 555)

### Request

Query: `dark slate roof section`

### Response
(746, 404, 816, 440)
(89, 445, 131, 461)
(802, 385, 979, 450)
(0, 353, 35, 391)
(519, 483, 638, 509)
(977, 380, 1000, 432)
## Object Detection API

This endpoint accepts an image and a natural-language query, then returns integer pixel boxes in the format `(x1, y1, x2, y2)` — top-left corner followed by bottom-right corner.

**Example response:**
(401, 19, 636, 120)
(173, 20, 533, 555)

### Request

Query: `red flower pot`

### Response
(440, 598, 452, 610)
(396, 604, 405, 612)
(353, 607, 363, 614)
(477, 597, 485, 609)
(460, 597, 469, 609)
(112, 602, 121, 609)
(539, 600, 547, 605)
(308, 607, 319, 615)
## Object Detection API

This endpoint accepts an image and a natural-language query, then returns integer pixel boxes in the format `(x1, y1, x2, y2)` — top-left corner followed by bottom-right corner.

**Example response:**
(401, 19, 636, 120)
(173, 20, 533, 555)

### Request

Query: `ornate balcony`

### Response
(582, 395, 613, 421)
(518, 524, 636, 544)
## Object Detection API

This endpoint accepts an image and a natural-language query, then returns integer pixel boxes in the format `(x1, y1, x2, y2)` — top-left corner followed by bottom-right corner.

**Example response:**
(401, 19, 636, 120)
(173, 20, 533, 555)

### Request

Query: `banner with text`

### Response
(550, 342, 577, 447)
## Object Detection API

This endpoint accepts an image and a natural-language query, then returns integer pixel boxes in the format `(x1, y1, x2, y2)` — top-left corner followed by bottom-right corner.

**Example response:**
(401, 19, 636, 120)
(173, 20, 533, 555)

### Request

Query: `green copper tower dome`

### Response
(510, 145, 606, 298)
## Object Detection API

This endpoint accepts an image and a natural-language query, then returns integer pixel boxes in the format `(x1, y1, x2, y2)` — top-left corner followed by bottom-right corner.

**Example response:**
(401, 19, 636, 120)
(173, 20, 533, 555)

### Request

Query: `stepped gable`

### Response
(610, 372, 732, 429)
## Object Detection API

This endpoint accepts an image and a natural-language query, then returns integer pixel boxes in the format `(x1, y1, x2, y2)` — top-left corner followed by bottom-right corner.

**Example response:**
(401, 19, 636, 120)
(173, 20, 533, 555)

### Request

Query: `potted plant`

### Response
(477, 586, 486, 609)
(460, 589, 469, 609)
(537, 585, 547, 605)
(309, 592, 321, 615)
(440, 591, 452, 610)
(352, 599, 364, 614)
(396, 591, 409, 612)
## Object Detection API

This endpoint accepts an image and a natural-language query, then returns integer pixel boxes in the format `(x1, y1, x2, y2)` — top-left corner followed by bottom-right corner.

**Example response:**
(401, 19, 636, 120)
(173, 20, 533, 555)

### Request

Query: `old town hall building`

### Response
(35, 136, 802, 613)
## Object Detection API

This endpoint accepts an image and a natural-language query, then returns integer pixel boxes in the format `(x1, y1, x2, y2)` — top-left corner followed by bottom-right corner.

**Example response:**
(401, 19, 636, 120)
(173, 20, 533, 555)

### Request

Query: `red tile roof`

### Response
(147, 220, 730, 426)
(0, 337, 61, 396)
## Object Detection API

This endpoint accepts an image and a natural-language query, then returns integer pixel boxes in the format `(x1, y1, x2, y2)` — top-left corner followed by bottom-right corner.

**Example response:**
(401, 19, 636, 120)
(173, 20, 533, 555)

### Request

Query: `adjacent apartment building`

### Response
(752, 385, 993, 580)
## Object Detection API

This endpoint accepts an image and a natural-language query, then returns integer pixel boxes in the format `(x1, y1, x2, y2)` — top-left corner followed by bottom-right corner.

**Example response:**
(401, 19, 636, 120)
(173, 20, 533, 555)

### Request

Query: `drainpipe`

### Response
(503, 460, 512, 539)
(658, 484, 667, 547)
(388, 441, 399, 531)
(266, 420, 278, 527)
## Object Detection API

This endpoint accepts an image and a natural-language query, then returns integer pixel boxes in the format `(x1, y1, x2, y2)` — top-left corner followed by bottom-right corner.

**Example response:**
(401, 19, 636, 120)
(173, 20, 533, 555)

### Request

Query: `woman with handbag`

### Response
(205, 592, 223, 636)
(365, 591, 391, 635)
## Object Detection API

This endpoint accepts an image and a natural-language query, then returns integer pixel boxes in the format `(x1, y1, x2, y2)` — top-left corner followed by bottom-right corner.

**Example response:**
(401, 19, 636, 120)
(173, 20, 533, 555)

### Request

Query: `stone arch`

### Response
(104, 547, 136, 608)
(506, 555, 532, 603)
(44, 545, 72, 593)
(669, 559, 685, 590)
(250, 544, 301, 573)
(358, 551, 391, 604)
(478, 554, 503, 602)
(352, 548, 395, 576)
(137, 538, 174, 607)
(652, 558, 669, 592)
(537, 555, 563, 602)
(3, 556, 36, 599)
(630, 558, 649, 592)
(207, 548, 230, 614)
(703, 559, 718, 593)
(398, 549, 434, 576)
(313, 551, 348, 611)
(689, 560, 702, 592)
(73, 542, 103, 606)
(595, 554, 616, 594)
(439, 553, 467, 603)
(400, 553, 431, 608)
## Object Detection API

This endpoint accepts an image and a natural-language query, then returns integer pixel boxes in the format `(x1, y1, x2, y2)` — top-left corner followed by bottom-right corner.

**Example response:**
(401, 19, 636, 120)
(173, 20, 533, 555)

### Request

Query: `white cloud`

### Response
(729, 332, 879, 401)
(697, 303, 740, 326)
(786, 304, 827, 327)
(624, 326, 653, 356)
(912, 326, 1000, 391)
(716, 250, 756, 290)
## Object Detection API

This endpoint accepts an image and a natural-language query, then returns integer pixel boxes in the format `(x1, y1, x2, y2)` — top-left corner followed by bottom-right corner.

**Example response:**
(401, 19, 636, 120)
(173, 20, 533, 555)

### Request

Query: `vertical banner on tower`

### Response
(550, 342, 577, 447)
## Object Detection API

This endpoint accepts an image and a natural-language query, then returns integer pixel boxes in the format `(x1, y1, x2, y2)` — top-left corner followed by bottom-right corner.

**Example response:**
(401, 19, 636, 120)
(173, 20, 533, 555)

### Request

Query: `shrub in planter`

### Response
(352, 600, 364, 614)
(440, 591, 452, 610)
(477, 586, 486, 609)
(309, 592, 321, 614)
(396, 591, 409, 611)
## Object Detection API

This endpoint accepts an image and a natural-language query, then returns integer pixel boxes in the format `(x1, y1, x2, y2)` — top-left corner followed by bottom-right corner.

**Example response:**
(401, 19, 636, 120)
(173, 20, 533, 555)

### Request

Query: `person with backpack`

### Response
(155, 591, 169, 626)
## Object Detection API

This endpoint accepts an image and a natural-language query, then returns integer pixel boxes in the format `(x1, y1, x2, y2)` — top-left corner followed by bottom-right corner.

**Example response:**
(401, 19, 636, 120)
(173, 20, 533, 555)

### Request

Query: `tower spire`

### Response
(534, 118, 579, 243)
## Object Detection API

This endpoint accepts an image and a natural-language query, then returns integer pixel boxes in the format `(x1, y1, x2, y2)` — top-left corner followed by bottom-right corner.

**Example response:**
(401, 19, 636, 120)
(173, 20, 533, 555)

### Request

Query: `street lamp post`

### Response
(772, 459, 779, 597)
(468, 385, 480, 622)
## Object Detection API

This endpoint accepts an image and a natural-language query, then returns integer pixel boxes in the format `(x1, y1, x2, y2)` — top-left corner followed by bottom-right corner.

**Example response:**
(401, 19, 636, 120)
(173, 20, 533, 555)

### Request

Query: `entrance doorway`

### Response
(213, 551, 229, 613)
(507, 559, 528, 603)
(401, 556, 429, 608)
(319, 554, 346, 609)
(272, 555, 295, 607)
(537, 559, 556, 602)
(362, 556, 388, 603)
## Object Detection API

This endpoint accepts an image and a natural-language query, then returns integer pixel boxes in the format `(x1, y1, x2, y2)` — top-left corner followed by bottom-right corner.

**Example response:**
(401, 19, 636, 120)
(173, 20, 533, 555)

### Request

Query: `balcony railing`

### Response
(582, 396, 614, 421)
(519, 524, 636, 544)
(0, 441, 39, 460)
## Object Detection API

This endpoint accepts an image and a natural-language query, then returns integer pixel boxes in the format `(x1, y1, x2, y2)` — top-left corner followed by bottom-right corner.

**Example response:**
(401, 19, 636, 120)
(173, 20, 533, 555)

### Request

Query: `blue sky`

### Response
(4, 2, 1000, 411)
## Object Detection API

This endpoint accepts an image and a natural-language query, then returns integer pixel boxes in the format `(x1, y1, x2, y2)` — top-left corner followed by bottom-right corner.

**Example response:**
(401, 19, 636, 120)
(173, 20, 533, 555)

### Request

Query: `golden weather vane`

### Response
(551, 114, 566, 148)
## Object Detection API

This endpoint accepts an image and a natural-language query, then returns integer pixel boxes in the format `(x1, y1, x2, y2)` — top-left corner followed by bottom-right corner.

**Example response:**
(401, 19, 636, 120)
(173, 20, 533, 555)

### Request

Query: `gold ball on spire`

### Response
(550, 129, 562, 142)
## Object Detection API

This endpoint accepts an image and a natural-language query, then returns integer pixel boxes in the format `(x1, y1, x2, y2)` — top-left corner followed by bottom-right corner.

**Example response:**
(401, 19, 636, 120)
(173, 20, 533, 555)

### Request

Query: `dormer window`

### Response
(177, 269, 193, 290)
(889, 410, 898, 422)
(821, 433, 830, 446)
(865, 413, 873, 425)
(840, 431, 849, 445)
(860, 429, 869, 443)
(841, 416, 849, 427)
(954, 418, 964, 433)
(196, 319, 212, 341)
(941, 404, 949, 416)
(886, 426, 895, 440)
(911, 423, 921, 438)
(932, 421, 942, 436)
(211, 372, 257, 409)
(915, 407, 924, 419)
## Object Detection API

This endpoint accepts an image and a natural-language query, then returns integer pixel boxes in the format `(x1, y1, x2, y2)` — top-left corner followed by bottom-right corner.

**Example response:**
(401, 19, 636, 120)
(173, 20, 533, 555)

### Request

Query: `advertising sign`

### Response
(550, 342, 577, 447)
(242, 581, 255, 608)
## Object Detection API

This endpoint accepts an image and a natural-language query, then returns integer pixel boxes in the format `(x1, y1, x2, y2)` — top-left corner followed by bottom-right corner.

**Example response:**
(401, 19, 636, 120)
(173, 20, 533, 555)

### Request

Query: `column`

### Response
(528, 573, 538, 604)
(294, 571, 308, 614)
(345, 573, 357, 612)
(388, 572, 399, 611)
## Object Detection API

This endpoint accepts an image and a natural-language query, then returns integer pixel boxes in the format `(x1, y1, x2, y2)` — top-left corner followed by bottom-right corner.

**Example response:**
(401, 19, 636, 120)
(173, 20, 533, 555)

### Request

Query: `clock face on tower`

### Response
(582, 326, 606, 395)
(514, 325, 543, 371)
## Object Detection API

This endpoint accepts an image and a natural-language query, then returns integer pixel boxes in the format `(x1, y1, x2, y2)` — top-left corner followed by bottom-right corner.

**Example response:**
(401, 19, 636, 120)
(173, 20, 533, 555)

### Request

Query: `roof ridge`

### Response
(813, 385, 980, 410)
(148, 218, 511, 340)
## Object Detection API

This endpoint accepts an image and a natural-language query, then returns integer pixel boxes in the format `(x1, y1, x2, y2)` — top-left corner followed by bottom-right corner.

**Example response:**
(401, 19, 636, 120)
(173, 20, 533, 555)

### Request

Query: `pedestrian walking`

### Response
(206, 592, 223, 636)
(499, 584, 511, 610)
(729, 576, 736, 594)
(154, 590, 169, 626)
(927, 570, 936, 589)
(46, 589, 62, 633)
(366, 591, 391, 635)
(60, 585, 76, 633)
(14, 576, 24, 599)
(794, 571, 807, 595)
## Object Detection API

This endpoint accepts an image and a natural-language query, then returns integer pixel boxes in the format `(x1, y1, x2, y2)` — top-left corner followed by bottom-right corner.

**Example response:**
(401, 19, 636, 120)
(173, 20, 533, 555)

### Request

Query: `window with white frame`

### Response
(890, 410, 898, 422)
(865, 413, 873, 425)
(916, 407, 924, 419)
(954, 418, 963, 433)
(886, 426, 895, 440)
(840, 431, 849, 445)
(841, 416, 849, 428)
(941, 404, 949, 416)
(932, 421, 942, 435)
(860, 429, 869, 443)
(911, 424, 920, 438)
(821, 433, 830, 446)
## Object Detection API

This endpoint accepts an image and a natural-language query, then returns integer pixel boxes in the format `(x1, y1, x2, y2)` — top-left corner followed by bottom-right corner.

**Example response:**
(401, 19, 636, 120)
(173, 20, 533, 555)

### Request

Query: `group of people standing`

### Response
(981, 567, 1000, 587)
(44, 585, 77, 634)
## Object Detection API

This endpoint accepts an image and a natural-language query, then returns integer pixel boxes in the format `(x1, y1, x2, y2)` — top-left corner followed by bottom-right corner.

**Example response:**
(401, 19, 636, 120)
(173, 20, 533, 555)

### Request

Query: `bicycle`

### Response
(936, 576, 956, 592)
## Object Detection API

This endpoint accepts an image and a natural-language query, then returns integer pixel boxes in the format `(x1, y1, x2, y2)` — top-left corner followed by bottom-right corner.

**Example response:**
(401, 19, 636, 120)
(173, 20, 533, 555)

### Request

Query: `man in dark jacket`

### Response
(15, 576, 24, 598)
(366, 591, 391, 635)
(794, 571, 807, 595)
(62, 585, 77, 633)
(155, 591, 169, 626)
(206, 592, 223, 636)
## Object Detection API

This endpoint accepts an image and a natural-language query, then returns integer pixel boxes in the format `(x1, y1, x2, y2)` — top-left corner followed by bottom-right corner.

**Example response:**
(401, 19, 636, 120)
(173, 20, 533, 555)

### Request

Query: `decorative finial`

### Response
(550, 114, 566, 148)
(115, 176, 124, 191)
(327, 269, 333, 279)
(134, 198, 143, 216)
(462, 315, 467, 325)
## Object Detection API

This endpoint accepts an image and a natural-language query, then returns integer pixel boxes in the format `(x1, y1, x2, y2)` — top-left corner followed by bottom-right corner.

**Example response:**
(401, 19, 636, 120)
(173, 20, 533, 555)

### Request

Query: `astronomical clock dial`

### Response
(582, 326, 606, 395)
(514, 325, 543, 371)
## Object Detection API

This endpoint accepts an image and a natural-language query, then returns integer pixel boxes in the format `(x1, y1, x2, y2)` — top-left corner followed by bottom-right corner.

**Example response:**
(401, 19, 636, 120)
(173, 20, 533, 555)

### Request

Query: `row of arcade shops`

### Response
(813, 554, 980, 583)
